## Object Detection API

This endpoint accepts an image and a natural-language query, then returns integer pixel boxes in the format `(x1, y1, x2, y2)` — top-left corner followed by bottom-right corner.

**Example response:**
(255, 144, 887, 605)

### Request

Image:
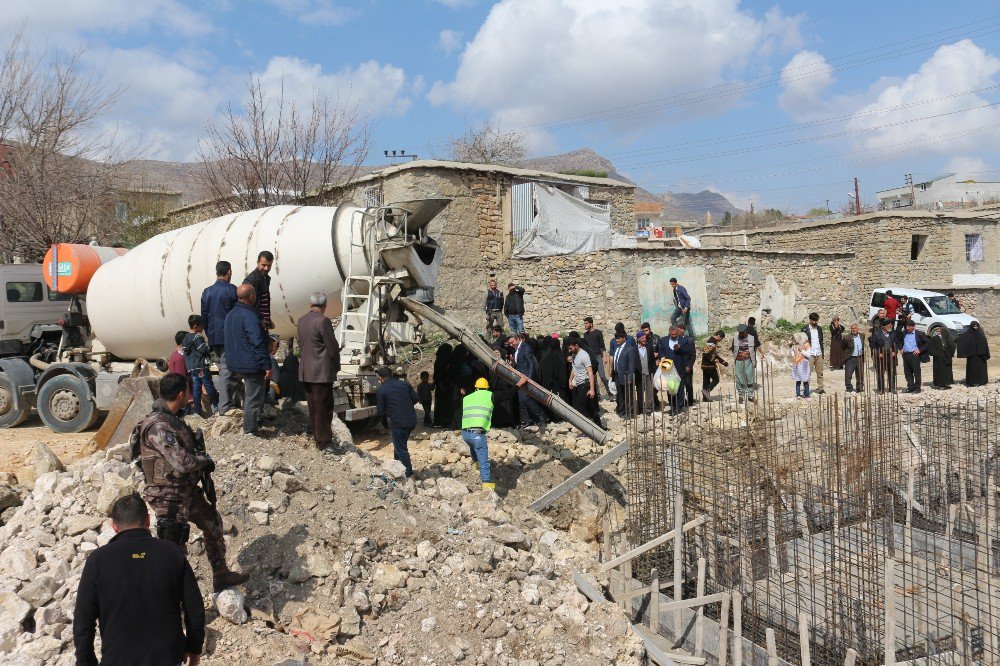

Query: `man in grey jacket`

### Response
(296, 292, 341, 450)
(732, 325, 758, 403)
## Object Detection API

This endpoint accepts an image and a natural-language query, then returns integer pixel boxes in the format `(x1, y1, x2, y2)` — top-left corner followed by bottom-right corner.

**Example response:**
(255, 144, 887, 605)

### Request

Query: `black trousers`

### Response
(684, 369, 694, 405)
(571, 383, 600, 425)
(702, 368, 720, 393)
(875, 354, 897, 392)
(615, 379, 636, 417)
(902, 352, 922, 390)
(844, 356, 863, 391)
(518, 389, 547, 425)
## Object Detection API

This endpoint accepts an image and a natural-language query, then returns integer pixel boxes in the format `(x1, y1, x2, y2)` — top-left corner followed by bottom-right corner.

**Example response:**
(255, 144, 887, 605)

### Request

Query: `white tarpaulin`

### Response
(513, 184, 613, 257)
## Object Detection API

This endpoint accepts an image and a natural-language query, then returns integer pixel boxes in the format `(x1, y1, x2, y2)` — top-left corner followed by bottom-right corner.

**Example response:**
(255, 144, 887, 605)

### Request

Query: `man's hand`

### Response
(516, 377, 527, 388)
(184, 653, 201, 665)
(587, 388, 595, 399)
(264, 369, 272, 381)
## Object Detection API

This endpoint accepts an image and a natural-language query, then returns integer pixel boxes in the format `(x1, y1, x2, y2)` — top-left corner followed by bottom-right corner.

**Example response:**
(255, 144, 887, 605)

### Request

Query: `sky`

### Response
(4, 0, 1000, 214)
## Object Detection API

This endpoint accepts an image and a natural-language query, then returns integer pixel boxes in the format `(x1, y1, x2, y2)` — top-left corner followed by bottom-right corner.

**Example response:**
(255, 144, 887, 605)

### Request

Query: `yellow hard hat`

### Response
(475, 377, 490, 389)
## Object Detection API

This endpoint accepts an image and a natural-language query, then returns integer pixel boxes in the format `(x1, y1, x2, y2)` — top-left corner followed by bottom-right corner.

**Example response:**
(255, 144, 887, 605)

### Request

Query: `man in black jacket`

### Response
(375, 367, 419, 477)
(243, 250, 274, 330)
(484, 277, 504, 332)
(74, 493, 205, 666)
(510, 333, 546, 426)
(504, 283, 526, 334)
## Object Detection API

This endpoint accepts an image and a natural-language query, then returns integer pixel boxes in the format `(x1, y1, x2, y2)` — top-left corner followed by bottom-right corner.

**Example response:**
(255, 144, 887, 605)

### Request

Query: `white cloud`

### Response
(846, 40, 1000, 155)
(778, 50, 834, 119)
(437, 29, 463, 55)
(89, 47, 227, 161)
(3, 0, 212, 38)
(256, 56, 411, 118)
(944, 155, 991, 177)
(429, 0, 802, 130)
(260, 0, 356, 26)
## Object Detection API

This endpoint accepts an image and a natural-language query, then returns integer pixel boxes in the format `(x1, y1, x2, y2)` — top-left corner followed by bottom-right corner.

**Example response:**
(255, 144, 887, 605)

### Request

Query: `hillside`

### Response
(659, 190, 743, 222)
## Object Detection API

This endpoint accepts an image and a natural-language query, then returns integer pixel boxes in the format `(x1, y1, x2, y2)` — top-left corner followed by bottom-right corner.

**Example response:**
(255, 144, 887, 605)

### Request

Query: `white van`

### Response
(869, 287, 975, 336)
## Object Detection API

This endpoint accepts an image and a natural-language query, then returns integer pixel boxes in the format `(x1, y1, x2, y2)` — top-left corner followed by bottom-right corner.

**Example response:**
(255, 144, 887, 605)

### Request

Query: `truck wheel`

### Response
(0, 372, 30, 428)
(37, 374, 98, 433)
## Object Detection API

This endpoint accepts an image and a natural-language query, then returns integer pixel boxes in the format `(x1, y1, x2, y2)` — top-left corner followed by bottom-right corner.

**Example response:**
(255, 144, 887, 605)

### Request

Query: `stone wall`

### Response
(700, 214, 1000, 300)
(436, 247, 857, 338)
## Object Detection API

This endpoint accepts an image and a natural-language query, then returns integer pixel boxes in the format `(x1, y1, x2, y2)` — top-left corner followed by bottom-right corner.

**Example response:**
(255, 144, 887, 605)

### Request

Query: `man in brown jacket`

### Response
(296, 292, 342, 450)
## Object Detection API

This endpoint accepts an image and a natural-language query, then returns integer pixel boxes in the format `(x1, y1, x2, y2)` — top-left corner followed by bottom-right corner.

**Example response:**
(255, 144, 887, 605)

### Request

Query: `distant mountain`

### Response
(114, 146, 744, 220)
(659, 190, 743, 223)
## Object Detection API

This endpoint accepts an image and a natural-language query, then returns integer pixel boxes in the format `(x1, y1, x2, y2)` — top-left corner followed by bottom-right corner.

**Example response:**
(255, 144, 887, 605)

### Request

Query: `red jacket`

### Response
(168, 349, 187, 376)
(884, 296, 900, 320)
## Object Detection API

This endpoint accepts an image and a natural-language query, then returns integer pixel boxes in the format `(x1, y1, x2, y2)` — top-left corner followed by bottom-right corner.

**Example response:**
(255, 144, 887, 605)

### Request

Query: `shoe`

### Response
(482, 482, 496, 491)
(213, 570, 249, 592)
(738, 396, 744, 404)
(404, 470, 415, 478)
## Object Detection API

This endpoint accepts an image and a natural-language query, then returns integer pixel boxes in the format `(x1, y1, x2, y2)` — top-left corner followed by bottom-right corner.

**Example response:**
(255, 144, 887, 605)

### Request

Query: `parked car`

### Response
(869, 287, 974, 336)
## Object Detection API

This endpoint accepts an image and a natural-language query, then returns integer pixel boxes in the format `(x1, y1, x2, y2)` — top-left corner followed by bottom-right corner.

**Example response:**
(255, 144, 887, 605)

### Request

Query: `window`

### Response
(5, 281, 43, 303)
(911, 299, 930, 317)
(636, 217, 651, 229)
(48, 288, 72, 302)
(362, 185, 384, 209)
(871, 291, 886, 307)
(910, 234, 928, 260)
(965, 233, 984, 262)
(927, 296, 961, 315)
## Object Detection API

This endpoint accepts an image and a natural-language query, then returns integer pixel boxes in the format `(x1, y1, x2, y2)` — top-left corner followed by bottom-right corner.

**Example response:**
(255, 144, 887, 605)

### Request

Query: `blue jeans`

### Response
(189, 369, 219, 414)
(507, 314, 524, 334)
(391, 426, 414, 474)
(461, 430, 491, 482)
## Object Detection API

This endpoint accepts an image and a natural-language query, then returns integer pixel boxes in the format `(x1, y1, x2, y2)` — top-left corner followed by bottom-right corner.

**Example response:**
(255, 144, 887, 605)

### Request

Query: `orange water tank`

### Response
(43, 244, 126, 294)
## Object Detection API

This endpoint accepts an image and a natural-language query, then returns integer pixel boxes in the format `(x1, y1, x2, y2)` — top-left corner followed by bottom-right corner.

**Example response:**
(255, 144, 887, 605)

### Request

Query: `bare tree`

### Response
(448, 120, 526, 166)
(0, 28, 136, 262)
(199, 77, 373, 214)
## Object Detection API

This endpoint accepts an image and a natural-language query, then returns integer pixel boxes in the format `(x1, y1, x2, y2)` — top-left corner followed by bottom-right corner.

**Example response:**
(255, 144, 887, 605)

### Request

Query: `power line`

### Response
(614, 100, 1000, 170)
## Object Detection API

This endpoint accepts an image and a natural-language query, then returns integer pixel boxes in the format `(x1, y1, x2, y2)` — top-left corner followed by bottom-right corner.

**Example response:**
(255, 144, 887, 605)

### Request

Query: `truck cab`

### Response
(0, 264, 72, 357)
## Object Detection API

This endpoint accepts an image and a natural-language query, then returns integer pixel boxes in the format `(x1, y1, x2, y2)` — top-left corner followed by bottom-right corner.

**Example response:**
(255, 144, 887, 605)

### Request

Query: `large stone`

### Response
(215, 588, 248, 624)
(494, 525, 529, 549)
(338, 605, 361, 637)
(33, 443, 64, 476)
(436, 477, 469, 501)
(95, 476, 135, 516)
(380, 459, 407, 479)
(371, 563, 407, 594)
(210, 417, 236, 438)
(64, 515, 105, 537)
(17, 577, 58, 607)
(0, 547, 37, 580)
(256, 455, 279, 473)
(0, 591, 31, 651)
(0, 485, 21, 511)
(14, 467, 38, 490)
(272, 472, 302, 494)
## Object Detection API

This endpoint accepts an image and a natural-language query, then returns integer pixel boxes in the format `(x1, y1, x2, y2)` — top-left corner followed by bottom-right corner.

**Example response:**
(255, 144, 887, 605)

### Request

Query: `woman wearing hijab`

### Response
(828, 316, 846, 371)
(957, 321, 991, 386)
(928, 326, 956, 389)
(432, 343, 454, 428)
(448, 345, 476, 427)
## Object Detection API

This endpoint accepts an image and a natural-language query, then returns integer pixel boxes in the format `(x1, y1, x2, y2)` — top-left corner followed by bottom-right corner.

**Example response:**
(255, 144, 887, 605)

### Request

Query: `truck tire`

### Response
(0, 372, 30, 428)
(37, 374, 98, 433)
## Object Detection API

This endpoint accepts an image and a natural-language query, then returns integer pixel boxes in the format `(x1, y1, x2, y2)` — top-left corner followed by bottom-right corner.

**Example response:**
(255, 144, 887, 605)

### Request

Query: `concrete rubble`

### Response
(0, 406, 642, 665)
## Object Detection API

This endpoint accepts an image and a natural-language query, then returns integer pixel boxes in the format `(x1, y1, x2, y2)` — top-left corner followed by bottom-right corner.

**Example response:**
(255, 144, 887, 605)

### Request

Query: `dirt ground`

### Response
(0, 414, 91, 474)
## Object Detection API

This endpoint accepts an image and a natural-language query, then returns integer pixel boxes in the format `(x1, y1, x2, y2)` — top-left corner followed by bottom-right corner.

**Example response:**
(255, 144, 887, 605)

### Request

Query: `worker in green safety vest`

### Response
(461, 377, 495, 491)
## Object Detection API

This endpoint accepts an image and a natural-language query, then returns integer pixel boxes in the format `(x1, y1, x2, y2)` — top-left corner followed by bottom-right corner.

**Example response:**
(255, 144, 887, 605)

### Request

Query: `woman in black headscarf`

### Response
(928, 326, 956, 389)
(448, 345, 476, 428)
(487, 344, 518, 428)
(957, 321, 991, 387)
(537, 336, 568, 421)
(432, 343, 453, 427)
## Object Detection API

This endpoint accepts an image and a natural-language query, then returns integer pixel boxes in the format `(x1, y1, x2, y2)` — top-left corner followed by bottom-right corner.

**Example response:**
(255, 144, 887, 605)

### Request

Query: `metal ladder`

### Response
(337, 206, 409, 369)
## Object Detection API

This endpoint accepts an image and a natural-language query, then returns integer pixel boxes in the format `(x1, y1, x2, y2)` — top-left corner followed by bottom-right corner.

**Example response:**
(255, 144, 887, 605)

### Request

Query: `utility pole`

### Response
(749, 202, 755, 226)
(904, 173, 915, 207)
(825, 199, 829, 214)
(854, 177, 861, 216)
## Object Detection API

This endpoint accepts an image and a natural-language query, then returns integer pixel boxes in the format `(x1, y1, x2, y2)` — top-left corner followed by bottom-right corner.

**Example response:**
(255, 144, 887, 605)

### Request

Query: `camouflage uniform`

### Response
(135, 399, 229, 577)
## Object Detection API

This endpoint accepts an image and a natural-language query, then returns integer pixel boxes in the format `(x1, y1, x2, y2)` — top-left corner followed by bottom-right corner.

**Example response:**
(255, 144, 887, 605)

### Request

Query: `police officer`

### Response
(461, 377, 494, 491)
(134, 373, 247, 592)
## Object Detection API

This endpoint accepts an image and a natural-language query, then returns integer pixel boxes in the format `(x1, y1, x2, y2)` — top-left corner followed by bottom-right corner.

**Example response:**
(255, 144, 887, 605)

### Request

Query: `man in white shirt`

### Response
(801, 312, 825, 394)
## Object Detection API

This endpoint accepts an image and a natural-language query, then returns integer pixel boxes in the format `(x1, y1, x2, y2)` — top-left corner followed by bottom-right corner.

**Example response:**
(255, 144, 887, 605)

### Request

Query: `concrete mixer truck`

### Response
(0, 200, 449, 434)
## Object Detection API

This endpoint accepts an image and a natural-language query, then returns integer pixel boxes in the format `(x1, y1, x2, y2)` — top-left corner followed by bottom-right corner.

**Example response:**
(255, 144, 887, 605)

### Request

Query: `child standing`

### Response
(182, 315, 218, 415)
(170, 330, 195, 413)
(417, 371, 434, 426)
(791, 331, 812, 398)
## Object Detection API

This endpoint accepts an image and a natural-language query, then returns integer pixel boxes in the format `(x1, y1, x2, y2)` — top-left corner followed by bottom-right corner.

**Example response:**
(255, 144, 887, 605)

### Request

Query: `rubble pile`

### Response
(0, 407, 643, 665)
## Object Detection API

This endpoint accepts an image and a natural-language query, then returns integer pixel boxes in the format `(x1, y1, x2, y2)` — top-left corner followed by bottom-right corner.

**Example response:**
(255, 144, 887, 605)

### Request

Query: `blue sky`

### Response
(5, 0, 1000, 213)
